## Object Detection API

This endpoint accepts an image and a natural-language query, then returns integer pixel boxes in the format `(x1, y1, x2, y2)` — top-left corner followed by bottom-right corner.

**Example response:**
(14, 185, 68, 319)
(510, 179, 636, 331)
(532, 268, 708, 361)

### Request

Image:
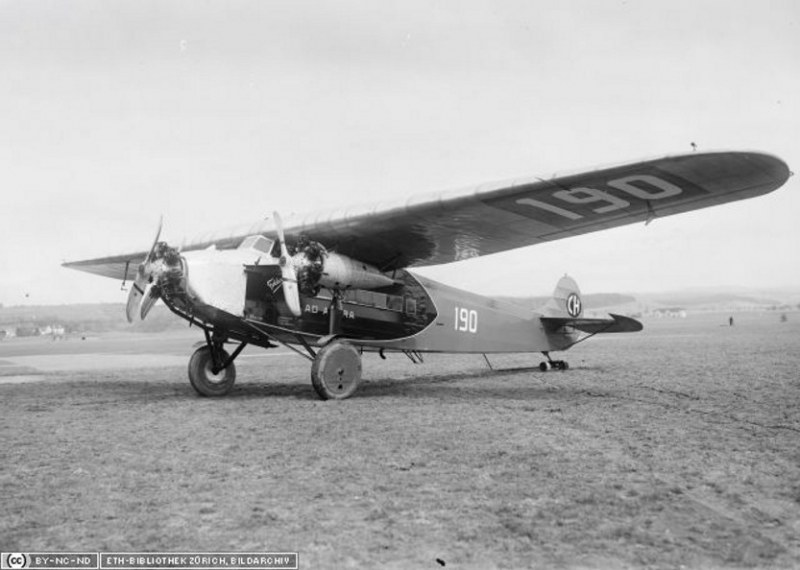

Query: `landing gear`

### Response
(188, 330, 247, 397)
(311, 340, 362, 400)
(188, 345, 237, 396)
(540, 352, 569, 372)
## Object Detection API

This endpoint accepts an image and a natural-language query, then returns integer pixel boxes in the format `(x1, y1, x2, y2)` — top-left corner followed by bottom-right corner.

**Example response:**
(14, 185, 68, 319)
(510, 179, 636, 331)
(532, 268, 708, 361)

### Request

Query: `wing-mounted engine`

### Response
(272, 211, 396, 316)
(290, 236, 396, 295)
(293, 236, 326, 296)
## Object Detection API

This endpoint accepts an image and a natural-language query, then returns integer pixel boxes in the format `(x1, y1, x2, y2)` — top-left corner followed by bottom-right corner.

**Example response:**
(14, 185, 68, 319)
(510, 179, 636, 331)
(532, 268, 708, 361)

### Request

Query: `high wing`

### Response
(64, 151, 790, 280)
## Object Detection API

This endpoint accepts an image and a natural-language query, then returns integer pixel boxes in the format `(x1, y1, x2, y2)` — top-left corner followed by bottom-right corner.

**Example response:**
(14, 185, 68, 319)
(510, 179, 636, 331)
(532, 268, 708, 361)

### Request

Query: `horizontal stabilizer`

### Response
(541, 313, 643, 334)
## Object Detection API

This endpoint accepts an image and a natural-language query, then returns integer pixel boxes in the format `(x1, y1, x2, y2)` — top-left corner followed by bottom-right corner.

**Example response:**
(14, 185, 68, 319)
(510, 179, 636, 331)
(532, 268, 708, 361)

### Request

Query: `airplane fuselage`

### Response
(170, 261, 575, 356)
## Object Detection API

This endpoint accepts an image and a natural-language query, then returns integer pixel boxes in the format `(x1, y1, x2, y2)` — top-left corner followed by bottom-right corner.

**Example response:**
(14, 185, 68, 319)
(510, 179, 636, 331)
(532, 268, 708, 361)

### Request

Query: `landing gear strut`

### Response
(539, 351, 569, 372)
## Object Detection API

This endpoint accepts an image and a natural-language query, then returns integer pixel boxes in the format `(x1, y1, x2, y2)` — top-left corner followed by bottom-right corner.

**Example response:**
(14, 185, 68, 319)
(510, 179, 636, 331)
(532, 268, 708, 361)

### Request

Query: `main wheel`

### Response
(188, 345, 236, 397)
(311, 341, 362, 400)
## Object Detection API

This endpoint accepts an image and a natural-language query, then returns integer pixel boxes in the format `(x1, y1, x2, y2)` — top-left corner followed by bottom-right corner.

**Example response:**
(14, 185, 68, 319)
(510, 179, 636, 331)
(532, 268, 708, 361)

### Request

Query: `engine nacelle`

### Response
(316, 252, 396, 290)
(291, 239, 395, 294)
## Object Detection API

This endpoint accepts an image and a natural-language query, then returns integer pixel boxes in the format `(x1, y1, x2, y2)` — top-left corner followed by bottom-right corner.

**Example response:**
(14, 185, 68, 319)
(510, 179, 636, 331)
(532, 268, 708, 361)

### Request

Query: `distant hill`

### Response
(637, 287, 800, 312)
(0, 303, 186, 334)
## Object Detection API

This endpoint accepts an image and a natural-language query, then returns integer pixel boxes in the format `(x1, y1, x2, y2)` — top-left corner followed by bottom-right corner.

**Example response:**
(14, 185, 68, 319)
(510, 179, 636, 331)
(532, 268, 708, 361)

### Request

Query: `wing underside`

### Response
(64, 151, 791, 280)
(63, 252, 147, 281)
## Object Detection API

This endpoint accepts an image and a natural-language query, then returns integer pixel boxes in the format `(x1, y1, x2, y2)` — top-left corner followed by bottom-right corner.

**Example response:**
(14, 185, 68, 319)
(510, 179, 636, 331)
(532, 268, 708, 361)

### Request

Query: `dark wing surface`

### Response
(64, 151, 790, 278)
(282, 151, 788, 269)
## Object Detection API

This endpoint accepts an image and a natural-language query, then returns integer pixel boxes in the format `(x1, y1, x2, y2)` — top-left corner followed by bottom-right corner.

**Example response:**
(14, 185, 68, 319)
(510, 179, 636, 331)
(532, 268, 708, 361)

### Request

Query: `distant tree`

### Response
(16, 325, 40, 337)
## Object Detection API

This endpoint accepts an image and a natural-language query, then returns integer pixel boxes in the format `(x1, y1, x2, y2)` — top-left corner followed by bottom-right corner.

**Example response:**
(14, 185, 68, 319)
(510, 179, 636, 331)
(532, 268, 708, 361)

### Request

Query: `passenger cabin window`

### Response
(239, 235, 274, 254)
(342, 290, 397, 310)
(386, 295, 403, 312)
(405, 298, 417, 315)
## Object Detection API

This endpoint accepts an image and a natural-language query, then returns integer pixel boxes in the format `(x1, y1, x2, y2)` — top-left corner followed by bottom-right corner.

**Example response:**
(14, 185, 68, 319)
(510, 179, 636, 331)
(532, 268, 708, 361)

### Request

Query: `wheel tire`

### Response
(562, 361, 569, 370)
(311, 341, 362, 400)
(539, 362, 548, 372)
(188, 345, 236, 397)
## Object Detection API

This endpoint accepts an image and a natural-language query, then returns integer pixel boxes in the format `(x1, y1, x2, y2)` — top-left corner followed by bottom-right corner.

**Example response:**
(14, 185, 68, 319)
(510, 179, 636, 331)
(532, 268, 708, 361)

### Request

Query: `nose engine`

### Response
(126, 239, 185, 322)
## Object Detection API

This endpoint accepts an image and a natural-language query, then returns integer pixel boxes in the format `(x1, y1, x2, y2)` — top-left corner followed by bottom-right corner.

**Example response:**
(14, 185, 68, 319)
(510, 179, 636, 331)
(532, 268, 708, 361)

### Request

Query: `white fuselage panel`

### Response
(182, 247, 265, 317)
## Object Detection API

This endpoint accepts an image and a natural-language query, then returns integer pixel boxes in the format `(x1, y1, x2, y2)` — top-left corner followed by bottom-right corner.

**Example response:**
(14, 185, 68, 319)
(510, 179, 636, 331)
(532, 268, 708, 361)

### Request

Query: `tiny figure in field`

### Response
(729, 316, 734, 326)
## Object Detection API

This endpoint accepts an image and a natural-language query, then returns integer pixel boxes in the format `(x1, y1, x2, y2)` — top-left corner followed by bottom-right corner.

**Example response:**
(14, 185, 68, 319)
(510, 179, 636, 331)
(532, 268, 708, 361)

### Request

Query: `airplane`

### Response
(64, 150, 791, 400)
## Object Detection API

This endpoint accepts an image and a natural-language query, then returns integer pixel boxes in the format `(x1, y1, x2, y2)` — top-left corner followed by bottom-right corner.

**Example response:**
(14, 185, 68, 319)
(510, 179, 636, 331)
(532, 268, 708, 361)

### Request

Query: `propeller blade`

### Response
(281, 269, 302, 317)
(126, 278, 146, 323)
(273, 211, 302, 317)
(145, 216, 164, 264)
(139, 283, 160, 320)
(273, 211, 288, 256)
(126, 217, 164, 323)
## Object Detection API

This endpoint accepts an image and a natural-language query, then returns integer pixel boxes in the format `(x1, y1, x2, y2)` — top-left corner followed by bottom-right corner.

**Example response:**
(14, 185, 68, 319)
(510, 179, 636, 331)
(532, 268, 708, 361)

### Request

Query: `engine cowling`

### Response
(292, 238, 395, 294)
(317, 252, 396, 290)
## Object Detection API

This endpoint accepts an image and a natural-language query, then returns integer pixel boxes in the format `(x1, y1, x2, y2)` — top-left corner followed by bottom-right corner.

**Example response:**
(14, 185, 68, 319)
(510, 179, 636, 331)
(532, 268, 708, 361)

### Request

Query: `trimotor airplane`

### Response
(64, 151, 790, 399)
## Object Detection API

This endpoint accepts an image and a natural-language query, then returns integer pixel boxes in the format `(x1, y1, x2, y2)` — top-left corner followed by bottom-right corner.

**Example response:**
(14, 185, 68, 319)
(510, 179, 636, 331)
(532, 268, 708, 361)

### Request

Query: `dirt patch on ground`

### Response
(1, 314, 799, 568)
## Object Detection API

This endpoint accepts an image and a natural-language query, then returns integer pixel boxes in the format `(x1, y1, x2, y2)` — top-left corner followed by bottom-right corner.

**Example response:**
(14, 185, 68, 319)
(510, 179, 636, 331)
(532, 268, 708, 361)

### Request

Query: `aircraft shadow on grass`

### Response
(126, 366, 598, 401)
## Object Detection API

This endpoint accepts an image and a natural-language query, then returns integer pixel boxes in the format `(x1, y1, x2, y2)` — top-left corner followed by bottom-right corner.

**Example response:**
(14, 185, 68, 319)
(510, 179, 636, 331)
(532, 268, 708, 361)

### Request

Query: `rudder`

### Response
(541, 274, 583, 318)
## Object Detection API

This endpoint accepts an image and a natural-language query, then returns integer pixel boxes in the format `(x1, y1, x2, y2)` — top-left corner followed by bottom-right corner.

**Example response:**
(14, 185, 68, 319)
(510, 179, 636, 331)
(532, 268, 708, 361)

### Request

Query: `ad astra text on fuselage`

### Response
(304, 302, 356, 319)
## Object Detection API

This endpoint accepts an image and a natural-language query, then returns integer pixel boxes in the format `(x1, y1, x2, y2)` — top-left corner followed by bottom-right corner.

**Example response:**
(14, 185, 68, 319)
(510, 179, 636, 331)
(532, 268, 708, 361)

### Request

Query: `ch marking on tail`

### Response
(566, 293, 582, 317)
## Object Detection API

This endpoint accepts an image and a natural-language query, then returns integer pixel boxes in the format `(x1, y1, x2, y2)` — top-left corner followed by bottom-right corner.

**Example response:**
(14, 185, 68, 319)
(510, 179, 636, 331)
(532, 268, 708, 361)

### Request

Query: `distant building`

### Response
(38, 324, 66, 339)
(649, 307, 687, 319)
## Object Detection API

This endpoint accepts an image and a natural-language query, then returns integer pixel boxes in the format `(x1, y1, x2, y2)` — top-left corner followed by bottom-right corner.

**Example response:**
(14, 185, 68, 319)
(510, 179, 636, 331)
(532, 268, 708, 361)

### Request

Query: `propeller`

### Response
(273, 211, 302, 317)
(139, 282, 160, 320)
(125, 217, 163, 323)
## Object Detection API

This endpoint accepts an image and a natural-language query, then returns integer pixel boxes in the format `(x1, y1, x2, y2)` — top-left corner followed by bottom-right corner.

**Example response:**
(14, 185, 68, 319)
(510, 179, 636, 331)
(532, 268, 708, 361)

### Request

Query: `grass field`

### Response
(1, 312, 799, 569)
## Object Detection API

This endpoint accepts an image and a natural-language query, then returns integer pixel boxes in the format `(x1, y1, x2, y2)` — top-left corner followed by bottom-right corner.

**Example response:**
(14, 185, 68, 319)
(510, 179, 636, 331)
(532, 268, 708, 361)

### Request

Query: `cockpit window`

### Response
(238, 235, 274, 254)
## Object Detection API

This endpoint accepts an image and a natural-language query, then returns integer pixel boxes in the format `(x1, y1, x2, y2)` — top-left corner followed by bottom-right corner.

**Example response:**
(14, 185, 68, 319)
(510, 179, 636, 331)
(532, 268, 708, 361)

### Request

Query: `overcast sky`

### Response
(1, 0, 798, 306)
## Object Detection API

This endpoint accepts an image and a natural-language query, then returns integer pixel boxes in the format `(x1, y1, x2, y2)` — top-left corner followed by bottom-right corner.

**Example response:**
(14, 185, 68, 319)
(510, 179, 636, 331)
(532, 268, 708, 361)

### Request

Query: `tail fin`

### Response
(541, 275, 583, 318)
(539, 274, 643, 334)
